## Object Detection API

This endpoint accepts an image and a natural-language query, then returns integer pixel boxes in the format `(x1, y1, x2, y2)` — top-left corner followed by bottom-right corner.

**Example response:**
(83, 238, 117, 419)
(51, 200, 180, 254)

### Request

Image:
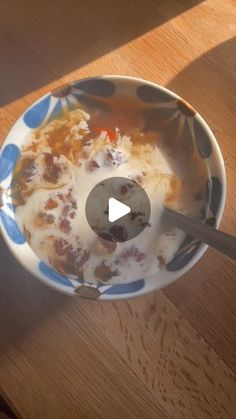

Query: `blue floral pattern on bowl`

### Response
(0, 144, 26, 245)
(0, 76, 226, 299)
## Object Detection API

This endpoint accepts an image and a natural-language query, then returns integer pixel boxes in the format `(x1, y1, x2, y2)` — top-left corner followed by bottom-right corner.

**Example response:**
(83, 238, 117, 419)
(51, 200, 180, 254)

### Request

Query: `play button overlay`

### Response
(85, 177, 151, 242)
(108, 198, 131, 222)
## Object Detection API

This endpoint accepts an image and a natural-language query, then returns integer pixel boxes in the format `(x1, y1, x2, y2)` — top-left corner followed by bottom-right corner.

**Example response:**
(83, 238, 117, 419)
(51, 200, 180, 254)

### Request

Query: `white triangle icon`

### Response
(108, 197, 131, 222)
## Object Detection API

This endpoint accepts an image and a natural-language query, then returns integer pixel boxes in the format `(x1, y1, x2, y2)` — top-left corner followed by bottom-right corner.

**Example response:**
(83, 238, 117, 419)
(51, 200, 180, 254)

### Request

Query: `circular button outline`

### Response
(85, 176, 151, 243)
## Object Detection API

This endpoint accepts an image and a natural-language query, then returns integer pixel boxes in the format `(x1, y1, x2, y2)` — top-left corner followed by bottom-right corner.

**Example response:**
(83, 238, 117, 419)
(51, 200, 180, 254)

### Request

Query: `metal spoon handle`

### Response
(164, 207, 236, 260)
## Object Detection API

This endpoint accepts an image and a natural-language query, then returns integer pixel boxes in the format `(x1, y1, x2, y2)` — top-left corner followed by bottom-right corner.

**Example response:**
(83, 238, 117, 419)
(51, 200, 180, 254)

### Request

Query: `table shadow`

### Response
(167, 37, 236, 135)
(0, 0, 203, 106)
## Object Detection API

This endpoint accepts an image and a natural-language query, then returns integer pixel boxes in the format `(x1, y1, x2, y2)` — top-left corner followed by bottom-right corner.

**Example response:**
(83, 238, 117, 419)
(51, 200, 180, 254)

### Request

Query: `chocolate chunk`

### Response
(109, 225, 128, 242)
(94, 263, 118, 281)
(43, 164, 62, 184)
(38, 211, 55, 224)
(43, 153, 62, 183)
(59, 218, 71, 233)
(22, 158, 38, 181)
(65, 248, 90, 274)
(54, 238, 71, 256)
(44, 152, 53, 166)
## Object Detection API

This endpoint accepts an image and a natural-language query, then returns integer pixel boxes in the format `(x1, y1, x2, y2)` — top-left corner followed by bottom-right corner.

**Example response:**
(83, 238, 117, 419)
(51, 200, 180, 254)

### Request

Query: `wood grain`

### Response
(0, 0, 236, 418)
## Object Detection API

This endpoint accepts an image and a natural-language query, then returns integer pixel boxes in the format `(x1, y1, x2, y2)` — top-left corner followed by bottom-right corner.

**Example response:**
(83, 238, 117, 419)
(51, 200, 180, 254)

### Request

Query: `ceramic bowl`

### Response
(0, 76, 226, 300)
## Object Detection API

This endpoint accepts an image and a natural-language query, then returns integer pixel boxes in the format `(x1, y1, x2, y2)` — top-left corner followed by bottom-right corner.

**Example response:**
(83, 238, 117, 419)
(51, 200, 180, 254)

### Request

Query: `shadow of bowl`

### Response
(168, 37, 236, 151)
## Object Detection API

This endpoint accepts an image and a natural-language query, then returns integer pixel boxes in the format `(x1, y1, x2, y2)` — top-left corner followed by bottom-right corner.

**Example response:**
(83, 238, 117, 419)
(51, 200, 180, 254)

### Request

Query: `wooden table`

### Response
(0, 1, 236, 418)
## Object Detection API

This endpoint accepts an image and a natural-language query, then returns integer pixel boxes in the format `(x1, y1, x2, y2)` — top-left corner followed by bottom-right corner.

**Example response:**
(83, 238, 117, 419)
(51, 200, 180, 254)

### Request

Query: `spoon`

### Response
(163, 207, 236, 260)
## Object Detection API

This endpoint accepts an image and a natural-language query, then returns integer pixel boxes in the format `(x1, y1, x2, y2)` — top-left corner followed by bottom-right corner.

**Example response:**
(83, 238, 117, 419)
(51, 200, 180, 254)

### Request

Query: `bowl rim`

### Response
(0, 75, 227, 300)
